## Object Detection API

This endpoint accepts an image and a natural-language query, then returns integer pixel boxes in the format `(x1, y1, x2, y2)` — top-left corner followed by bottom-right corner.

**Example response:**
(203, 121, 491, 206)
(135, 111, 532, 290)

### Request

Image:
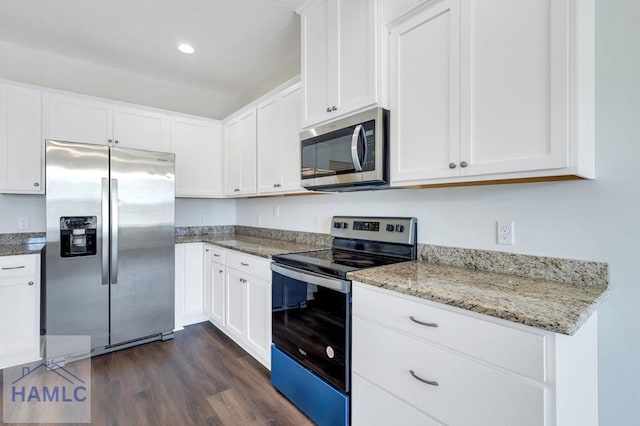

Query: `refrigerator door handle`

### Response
(101, 178, 109, 285)
(111, 178, 119, 285)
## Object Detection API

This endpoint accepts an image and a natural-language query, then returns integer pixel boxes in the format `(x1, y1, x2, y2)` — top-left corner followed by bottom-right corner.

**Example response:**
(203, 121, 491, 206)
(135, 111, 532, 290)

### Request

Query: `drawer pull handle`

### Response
(213, 254, 221, 257)
(1, 265, 26, 270)
(410, 370, 439, 387)
(240, 262, 249, 267)
(409, 316, 438, 328)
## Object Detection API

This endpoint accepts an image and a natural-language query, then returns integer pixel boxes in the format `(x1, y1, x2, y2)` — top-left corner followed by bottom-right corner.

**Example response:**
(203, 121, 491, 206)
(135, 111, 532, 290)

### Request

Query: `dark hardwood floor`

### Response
(1, 323, 313, 425)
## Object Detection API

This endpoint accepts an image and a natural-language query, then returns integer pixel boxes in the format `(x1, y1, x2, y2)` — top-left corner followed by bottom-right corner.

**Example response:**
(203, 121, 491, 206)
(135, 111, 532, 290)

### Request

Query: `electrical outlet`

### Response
(17, 216, 29, 230)
(497, 221, 514, 245)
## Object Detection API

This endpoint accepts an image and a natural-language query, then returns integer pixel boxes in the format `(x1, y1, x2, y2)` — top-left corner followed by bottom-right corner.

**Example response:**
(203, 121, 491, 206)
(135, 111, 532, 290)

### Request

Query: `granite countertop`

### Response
(0, 242, 45, 257)
(347, 261, 608, 335)
(176, 234, 323, 259)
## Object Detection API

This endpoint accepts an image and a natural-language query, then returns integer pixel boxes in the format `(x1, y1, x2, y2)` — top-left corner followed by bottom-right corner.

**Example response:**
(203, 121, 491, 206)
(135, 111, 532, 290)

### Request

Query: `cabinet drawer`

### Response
(352, 373, 443, 426)
(353, 317, 546, 426)
(0, 255, 37, 281)
(225, 250, 270, 279)
(353, 283, 546, 382)
(206, 245, 225, 263)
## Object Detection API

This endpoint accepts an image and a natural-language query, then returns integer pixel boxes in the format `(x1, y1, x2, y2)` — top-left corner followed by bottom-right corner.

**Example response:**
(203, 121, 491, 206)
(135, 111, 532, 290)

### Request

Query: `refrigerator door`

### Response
(45, 140, 110, 348)
(109, 147, 175, 345)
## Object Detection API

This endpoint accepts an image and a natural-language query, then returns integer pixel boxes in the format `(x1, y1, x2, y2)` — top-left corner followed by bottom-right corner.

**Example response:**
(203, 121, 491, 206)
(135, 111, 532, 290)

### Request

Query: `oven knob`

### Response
(341, 222, 349, 229)
(334, 222, 341, 229)
(386, 224, 395, 232)
(395, 224, 405, 232)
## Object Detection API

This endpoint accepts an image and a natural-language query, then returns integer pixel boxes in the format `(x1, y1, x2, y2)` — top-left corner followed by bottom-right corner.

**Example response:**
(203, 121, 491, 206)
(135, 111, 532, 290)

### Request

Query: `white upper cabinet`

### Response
(257, 81, 304, 195)
(170, 116, 223, 198)
(45, 92, 170, 152)
(0, 84, 44, 194)
(389, 0, 594, 187)
(299, 0, 378, 128)
(223, 107, 257, 196)
(390, 0, 461, 183)
(113, 106, 169, 151)
(45, 93, 113, 145)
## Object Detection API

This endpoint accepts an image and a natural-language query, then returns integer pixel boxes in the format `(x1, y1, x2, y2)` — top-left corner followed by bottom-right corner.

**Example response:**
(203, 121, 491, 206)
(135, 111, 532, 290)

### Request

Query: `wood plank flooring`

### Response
(1, 322, 314, 425)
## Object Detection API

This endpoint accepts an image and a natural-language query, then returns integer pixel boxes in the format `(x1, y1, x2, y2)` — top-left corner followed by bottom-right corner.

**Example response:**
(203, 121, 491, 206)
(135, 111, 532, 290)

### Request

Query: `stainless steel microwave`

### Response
(301, 107, 389, 191)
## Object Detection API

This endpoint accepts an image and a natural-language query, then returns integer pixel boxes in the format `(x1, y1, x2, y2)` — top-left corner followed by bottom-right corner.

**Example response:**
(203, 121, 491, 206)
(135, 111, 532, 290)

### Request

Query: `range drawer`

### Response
(225, 250, 271, 279)
(352, 373, 443, 426)
(206, 245, 225, 263)
(353, 283, 546, 382)
(353, 316, 546, 426)
(0, 255, 37, 281)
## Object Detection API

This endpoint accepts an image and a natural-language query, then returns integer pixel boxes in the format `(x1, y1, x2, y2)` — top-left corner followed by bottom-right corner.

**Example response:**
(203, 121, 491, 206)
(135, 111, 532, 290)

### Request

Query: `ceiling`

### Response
(0, 0, 305, 116)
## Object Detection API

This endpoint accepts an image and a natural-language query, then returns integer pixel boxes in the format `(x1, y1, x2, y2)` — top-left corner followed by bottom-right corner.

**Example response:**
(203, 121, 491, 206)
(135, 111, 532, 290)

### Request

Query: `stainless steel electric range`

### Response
(270, 216, 418, 426)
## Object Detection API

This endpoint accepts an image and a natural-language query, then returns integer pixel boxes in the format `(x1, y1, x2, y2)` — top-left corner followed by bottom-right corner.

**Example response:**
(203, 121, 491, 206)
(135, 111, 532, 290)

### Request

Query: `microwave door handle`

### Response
(351, 124, 364, 172)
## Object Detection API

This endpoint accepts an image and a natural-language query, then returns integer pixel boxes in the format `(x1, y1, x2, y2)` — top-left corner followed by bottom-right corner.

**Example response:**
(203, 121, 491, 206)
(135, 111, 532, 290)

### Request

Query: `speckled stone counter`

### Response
(347, 261, 608, 335)
(176, 234, 323, 259)
(0, 233, 45, 257)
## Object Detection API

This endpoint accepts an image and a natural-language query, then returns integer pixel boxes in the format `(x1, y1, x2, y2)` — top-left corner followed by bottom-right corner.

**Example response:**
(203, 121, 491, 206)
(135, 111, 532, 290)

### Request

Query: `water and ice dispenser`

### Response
(60, 216, 97, 257)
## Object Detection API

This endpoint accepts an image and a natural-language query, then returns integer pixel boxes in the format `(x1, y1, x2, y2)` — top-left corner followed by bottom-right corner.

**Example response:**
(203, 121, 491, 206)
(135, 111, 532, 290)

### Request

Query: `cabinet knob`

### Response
(331, 106, 337, 111)
(448, 163, 457, 169)
(219, 270, 223, 274)
(460, 161, 469, 168)
(34, 182, 40, 187)
(326, 107, 332, 113)
(234, 188, 240, 192)
(28, 281, 34, 286)
(114, 140, 119, 144)
(205, 249, 209, 252)
(108, 139, 113, 144)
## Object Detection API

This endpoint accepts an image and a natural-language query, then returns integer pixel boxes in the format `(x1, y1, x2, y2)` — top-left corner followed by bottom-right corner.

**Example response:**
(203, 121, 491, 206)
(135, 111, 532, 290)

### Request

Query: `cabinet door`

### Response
(280, 84, 303, 192)
(223, 118, 242, 195)
(245, 275, 271, 366)
(335, 0, 377, 115)
(44, 93, 113, 145)
(210, 261, 226, 329)
(183, 243, 206, 325)
(301, 0, 332, 127)
(171, 116, 223, 197)
(113, 106, 170, 152)
(389, 0, 461, 185)
(0, 85, 44, 193)
(0, 255, 39, 370)
(256, 96, 282, 193)
(223, 108, 256, 196)
(459, 0, 569, 176)
(225, 268, 245, 342)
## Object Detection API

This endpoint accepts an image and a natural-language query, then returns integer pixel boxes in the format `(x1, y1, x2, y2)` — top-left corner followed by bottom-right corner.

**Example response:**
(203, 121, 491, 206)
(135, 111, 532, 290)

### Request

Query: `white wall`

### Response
(175, 198, 236, 227)
(235, 0, 640, 422)
(0, 194, 45, 233)
(0, 41, 237, 119)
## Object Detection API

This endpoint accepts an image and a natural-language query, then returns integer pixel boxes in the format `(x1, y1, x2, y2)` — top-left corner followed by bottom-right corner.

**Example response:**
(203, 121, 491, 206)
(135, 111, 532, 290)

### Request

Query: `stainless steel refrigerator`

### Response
(44, 140, 175, 360)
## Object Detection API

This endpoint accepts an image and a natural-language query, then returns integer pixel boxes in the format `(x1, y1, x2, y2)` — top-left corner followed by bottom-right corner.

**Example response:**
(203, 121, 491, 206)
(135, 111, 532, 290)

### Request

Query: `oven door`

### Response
(301, 107, 387, 189)
(271, 263, 351, 393)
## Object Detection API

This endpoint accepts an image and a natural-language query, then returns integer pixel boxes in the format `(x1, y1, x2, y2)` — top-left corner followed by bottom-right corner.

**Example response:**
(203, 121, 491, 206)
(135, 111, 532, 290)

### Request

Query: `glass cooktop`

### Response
(272, 249, 406, 279)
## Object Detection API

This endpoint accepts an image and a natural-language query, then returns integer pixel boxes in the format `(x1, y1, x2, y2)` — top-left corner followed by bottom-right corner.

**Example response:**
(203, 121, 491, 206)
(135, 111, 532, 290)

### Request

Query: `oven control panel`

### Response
(331, 216, 417, 244)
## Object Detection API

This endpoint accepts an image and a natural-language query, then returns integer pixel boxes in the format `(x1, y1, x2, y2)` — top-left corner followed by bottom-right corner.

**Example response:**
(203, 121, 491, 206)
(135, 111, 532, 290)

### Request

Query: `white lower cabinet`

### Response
(0, 254, 41, 369)
(207, 246, 226, 329)
(223, 252, 271, 369)
(196, 245, 272, 369)
(175, 243, 207, 330)
(352, 282, 598, 426)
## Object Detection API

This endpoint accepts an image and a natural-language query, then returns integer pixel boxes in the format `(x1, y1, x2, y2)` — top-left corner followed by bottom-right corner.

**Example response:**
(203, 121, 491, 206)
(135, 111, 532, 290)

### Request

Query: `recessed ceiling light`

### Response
(178, 43, 194, 54)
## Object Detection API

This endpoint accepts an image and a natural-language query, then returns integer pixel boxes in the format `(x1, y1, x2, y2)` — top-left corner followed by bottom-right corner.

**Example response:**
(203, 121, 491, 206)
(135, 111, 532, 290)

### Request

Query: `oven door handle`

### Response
(271, 263, 351, 294)
(351, 124, 365, 172)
